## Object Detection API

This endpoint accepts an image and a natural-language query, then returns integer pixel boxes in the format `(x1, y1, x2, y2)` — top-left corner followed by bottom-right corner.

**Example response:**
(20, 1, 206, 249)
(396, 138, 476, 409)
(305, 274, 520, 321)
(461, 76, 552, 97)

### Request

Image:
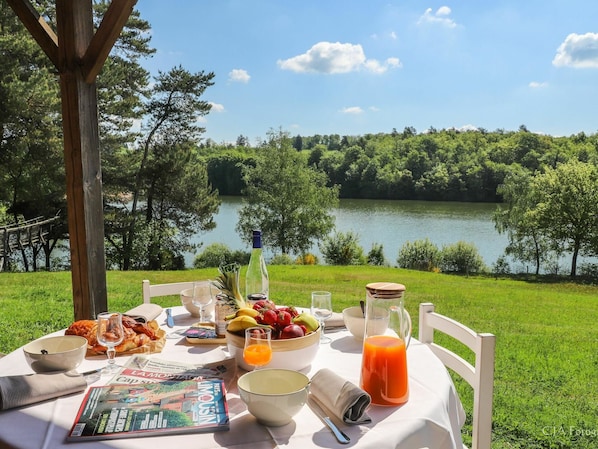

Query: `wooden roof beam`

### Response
(82, 0, 137, 83)
(4, 0, 59, 67)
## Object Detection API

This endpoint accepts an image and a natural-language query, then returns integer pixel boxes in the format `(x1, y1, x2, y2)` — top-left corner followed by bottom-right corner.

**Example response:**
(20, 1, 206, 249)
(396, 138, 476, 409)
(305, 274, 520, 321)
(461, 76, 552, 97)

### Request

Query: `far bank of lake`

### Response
(189, 197, 512, 269)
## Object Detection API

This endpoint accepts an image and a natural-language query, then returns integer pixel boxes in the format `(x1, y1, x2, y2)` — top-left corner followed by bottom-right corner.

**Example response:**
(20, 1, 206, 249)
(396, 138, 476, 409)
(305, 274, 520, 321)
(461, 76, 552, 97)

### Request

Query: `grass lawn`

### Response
(1, 265, 597, 448)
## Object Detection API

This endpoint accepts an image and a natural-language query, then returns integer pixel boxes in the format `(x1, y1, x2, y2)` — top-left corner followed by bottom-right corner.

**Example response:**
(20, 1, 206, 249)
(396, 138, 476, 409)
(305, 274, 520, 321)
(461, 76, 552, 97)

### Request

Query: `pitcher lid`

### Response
(366, 282, 405, 297)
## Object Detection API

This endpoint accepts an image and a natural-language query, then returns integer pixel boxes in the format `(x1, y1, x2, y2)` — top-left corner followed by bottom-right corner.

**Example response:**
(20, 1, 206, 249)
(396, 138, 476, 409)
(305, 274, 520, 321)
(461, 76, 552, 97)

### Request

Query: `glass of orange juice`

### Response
(243, 327, 272, 370)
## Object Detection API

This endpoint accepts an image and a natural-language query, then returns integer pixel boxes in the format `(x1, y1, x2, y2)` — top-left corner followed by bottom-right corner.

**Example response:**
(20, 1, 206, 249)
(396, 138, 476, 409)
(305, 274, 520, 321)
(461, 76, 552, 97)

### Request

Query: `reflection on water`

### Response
(189, 197, 509, 267)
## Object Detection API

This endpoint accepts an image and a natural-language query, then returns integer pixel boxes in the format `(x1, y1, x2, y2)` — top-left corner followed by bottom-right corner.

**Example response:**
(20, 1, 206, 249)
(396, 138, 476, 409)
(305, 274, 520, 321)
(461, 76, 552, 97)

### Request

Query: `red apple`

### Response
(280, 324, 305, 339)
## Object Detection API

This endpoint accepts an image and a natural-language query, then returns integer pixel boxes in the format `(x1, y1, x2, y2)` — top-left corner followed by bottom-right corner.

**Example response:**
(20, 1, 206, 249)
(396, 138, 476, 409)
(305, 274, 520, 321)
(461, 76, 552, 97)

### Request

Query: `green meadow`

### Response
(1, 266, 596, 448)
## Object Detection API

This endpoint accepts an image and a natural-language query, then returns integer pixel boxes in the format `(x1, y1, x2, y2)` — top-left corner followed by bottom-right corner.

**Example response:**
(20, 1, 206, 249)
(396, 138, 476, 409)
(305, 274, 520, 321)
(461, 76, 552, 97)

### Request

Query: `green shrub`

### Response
(397, 238, 440, 271)
(270, 253, 295, 265)
(319, 231, 366, 265)
(193, 243, 234, 268)
(440, 241, 486, 274)
(194, 244, 250, 268)
(492, 255, 511, 277)
(230, 249, 251, 265)
(367, 243, 387, 266)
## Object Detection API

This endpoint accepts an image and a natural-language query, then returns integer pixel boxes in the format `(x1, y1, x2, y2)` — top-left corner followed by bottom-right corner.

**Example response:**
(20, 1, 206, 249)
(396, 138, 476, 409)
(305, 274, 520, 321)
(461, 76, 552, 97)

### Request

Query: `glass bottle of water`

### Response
(245, 230, 269, 305)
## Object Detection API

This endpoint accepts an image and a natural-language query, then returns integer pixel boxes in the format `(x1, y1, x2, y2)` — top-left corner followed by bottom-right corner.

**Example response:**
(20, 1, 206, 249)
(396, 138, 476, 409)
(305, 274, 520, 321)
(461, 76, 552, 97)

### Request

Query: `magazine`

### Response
(184, 324, 227, 345)
(67, 379, 229, 441)
(108, 352, 237, 390)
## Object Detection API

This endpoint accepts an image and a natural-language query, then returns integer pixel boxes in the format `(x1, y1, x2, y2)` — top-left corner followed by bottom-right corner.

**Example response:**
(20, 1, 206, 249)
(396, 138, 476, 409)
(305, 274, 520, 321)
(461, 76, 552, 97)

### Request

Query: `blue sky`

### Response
(136, 1, 598, 144)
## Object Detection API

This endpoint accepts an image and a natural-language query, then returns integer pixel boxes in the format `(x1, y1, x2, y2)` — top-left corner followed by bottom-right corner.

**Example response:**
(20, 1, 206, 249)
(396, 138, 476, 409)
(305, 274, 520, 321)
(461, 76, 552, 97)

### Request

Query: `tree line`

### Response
(204, 125, 598, 203)
(1, 3, 598, 277)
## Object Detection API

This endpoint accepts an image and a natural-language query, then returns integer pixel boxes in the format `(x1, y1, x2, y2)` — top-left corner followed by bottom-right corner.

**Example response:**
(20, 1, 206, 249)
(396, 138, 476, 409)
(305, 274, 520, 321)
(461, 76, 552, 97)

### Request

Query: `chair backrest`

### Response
(142, 279, 195, 304)
(418, 302, 496, 449)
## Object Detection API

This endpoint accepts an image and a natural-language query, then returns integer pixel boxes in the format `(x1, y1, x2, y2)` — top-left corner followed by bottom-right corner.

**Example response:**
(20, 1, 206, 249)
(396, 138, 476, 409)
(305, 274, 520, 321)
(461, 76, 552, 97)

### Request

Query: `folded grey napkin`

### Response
(310, 368, 371, 424)
(0, 372, 87, 411)
(124, 303, 163, 323)
(325, 312, 345, 329)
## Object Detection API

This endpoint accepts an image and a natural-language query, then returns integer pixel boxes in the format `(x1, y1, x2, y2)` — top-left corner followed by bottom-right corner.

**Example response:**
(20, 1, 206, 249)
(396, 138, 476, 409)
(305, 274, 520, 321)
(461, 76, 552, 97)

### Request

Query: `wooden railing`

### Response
(0, 216, 59, 271)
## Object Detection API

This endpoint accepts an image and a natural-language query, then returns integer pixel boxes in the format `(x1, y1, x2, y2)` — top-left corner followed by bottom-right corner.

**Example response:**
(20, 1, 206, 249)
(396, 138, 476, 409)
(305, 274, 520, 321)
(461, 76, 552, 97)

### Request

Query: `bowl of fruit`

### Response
(226, 299, 321, 371)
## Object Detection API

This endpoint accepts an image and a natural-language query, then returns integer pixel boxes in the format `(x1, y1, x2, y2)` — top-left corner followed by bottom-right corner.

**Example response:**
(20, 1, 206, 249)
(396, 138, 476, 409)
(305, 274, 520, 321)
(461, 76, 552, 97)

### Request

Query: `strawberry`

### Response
(262, 309, 278, 326)
(276, 310, 292, 327)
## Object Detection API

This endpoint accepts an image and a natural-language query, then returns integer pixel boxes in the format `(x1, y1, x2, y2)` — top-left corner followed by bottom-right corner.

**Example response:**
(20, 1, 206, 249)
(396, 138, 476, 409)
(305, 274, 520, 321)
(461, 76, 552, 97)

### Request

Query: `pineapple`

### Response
(212, 262, 247, 310)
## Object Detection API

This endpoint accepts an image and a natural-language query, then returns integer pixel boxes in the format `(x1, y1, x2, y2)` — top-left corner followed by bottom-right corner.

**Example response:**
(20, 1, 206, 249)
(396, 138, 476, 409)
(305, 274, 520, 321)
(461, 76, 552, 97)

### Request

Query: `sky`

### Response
(135, 0, 598, 145)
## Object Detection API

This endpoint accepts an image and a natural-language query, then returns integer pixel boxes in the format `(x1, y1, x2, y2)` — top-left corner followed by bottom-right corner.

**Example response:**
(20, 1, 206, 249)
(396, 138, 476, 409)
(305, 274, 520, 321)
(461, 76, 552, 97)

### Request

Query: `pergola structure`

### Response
(6, 0, 137, 320)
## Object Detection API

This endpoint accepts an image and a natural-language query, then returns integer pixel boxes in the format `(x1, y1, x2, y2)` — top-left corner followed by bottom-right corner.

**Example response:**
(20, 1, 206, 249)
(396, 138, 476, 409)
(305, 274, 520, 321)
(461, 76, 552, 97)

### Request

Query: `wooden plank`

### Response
(83, 0, 138, 83)
(4, 0, 59, 67)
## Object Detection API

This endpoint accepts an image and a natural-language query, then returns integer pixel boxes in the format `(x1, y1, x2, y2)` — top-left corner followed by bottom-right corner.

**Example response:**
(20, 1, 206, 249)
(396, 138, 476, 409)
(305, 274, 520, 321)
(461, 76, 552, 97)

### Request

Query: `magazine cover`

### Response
(67, 379, 229, 441)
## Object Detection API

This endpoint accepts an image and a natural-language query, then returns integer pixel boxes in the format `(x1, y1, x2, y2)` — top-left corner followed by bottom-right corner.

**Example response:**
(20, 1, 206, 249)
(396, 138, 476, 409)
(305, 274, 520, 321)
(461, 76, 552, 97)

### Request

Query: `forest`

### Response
(202, 125, 598, 202)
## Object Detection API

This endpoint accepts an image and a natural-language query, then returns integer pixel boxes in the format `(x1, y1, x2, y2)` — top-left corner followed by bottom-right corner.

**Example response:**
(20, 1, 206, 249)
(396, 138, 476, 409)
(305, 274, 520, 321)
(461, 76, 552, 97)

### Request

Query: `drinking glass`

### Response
(243, 327, 272, 370)
(192, 280, 214, 324)
(311, 291, 333, 344)
(96, 312, 125, 374)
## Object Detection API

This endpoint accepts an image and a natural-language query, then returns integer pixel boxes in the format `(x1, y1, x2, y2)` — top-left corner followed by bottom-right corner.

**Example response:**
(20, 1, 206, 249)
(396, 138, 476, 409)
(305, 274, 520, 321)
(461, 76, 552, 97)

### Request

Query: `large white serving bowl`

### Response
(226, 326, 320, 372)
(23, 335, 88, 373)
(180, 287, 215, 320)
(237, 368, 310, 426)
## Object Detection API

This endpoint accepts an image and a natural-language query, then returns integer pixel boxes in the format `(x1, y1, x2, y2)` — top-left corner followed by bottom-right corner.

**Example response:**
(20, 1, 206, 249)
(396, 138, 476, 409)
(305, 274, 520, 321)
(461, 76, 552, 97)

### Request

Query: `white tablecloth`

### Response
(0, 306, 465, 449)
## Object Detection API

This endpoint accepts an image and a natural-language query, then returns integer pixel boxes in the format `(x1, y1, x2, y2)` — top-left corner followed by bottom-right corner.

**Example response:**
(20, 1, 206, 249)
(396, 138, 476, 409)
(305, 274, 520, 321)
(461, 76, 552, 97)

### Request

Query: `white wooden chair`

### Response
(142, 279, 195, 304)
(418, 302, 496, 449)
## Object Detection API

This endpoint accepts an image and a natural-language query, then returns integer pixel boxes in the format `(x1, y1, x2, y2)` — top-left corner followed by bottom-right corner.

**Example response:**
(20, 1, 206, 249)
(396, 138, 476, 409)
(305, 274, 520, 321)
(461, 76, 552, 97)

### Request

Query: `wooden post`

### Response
(56, 0, 107, 320)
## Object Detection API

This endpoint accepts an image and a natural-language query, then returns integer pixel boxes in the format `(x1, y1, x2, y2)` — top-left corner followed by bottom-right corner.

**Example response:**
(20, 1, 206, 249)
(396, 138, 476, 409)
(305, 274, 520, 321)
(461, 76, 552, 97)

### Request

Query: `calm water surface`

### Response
(188, 197, 509, 267)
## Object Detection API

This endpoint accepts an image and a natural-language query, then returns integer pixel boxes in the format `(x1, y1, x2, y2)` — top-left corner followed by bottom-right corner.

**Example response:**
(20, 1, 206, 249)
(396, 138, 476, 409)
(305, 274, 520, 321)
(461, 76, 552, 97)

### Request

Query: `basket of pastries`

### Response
(65, 315, 166, 356)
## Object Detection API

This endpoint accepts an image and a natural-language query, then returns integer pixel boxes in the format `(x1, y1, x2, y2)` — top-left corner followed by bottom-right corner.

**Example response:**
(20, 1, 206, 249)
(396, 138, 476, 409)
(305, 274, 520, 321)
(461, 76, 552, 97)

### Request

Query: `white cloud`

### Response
(369, 106, 380, 112)
(228, 69, 251, 83)
(209, 102, 225, 112)
(390, 31, 397, 40)
(341, 106, 364, 114)
(529, 81, 548, 88)
(553, 32, 598, 68)
(418, 6, 457, 28)
(277, 41, 400, 74)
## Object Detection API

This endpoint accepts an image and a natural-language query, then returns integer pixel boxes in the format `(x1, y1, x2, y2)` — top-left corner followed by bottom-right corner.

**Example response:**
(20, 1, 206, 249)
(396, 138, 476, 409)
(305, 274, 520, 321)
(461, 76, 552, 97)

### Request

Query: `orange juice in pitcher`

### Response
(359, 282, 411, 406)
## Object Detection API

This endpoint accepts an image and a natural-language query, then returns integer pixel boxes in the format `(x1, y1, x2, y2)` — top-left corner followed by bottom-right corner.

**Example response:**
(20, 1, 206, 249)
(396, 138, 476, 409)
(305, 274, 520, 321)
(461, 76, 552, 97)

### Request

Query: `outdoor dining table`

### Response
(0, 306, 466, 449)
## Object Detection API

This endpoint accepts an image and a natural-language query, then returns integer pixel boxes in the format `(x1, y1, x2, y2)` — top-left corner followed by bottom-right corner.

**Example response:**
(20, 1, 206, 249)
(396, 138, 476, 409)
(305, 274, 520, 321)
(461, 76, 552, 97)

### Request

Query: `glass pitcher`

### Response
(360, 282, 412, 406)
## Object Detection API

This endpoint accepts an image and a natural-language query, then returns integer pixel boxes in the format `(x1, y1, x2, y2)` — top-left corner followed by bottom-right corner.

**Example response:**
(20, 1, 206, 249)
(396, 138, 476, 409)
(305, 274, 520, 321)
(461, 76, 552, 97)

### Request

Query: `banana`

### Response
(236, 307, 260, 318)
(292, 312, 319, 333)
(226, 315, 259, 333)
(225, 307, 260, 321)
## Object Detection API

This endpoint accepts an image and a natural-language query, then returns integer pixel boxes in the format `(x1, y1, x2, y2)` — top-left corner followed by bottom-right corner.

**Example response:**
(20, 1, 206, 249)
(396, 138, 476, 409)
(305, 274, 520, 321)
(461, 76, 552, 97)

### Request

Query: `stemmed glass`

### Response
(192, 280, 214, 324)
(243, 327, 272, 371)
(311, 291, 333, 344)
(96, 312, 125, 374)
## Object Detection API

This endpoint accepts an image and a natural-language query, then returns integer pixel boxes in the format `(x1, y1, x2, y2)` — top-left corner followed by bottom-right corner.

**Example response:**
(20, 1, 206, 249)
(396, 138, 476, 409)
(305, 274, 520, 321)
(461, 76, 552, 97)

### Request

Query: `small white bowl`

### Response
(180, 287, 215, 320)
(237, 368, 310, 426)
(226, 327, 320, 371)
(23, 335, 88, 373)
(343, 306, 366, 340)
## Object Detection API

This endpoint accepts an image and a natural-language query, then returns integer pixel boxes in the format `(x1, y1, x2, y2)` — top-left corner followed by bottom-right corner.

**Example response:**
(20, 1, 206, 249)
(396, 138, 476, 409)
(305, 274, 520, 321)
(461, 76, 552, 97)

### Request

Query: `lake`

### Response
(188, 197, 511, 269)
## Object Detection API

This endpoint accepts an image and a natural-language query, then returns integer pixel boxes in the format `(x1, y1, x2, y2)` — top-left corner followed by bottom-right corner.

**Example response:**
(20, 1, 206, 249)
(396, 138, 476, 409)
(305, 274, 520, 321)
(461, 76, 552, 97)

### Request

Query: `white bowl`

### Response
(237, 368, 310, 426)
(343, 306, 366, 340)
(227, 327, 320, 371)
(180, 287, 215, 320)
(23, 335, 87, 373)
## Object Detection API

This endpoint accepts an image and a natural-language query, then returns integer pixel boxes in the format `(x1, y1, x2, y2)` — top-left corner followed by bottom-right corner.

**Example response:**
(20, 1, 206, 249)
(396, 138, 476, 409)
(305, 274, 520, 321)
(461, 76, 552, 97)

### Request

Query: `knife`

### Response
(166, 308, 174, 328)
(308, 396, 350, 444)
